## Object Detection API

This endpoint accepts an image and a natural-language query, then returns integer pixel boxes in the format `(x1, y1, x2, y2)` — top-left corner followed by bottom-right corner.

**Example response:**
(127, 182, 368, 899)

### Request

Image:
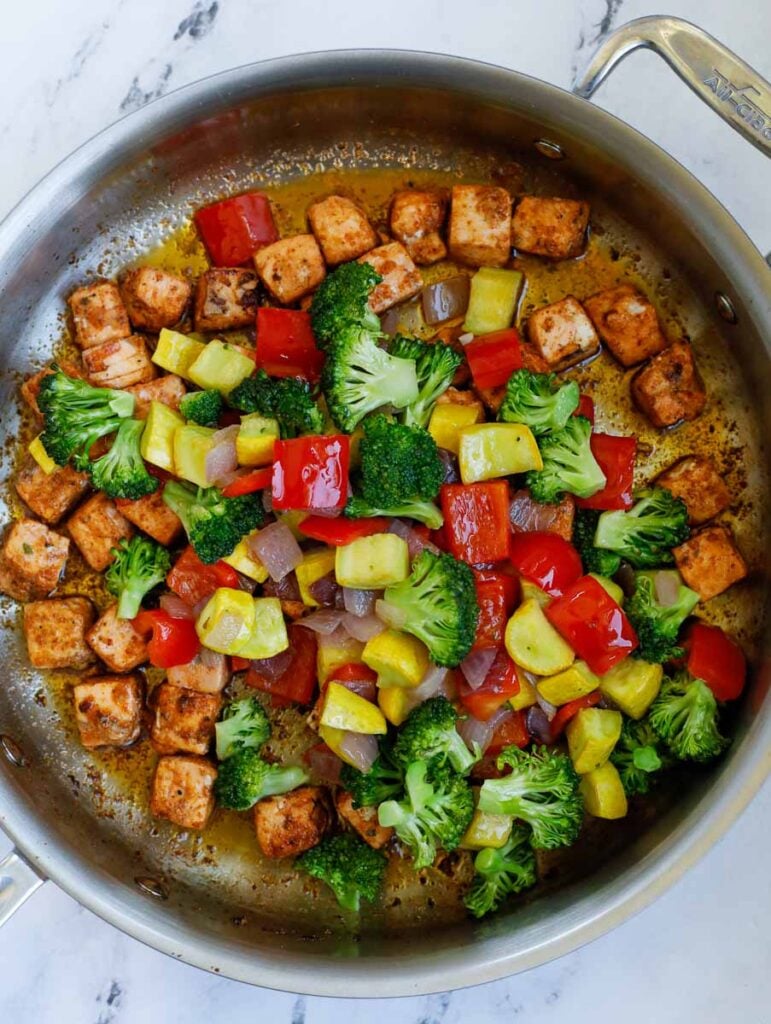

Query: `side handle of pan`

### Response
(0, 848, 45, 927)
(573, 16, 771, 159)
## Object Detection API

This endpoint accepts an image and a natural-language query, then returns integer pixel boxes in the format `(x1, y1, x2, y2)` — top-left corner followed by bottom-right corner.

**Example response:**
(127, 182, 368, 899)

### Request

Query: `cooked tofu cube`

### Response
(167, 651, 231, 694)
(115, 490, 182, 545)
(82, 335, 156, 390)
(150, 755, 217, 830)
(673, 524, 747, 601)
(336, 790, 393, 850)
(358, 242, 422, 313)
(119, 267, 191, 331)
(254, 785, 332, 859)
(73, 673, 143, 749)
(511, 197, 590, 259)
(448, 185, 512, 267)
(86, 603, 148, 672)
(2, 519, 69, 594)
(15, 458, 90, 525)
(68, 281, 131, 349)
(149, 683, 221, 756)
(23, 596, 96, 669)
(389, 189, 448, 265)
(193, 268, 260, 331)
(656, 455, 731, 526)
(254, 235, 326, 305)
(125, 374, 186, 419)
(67, 493, 134, 572)
(20, 362, 84, 420)
(308, 195, 378, 265)
(509, 489, 575, 540)
(583, 285, 669, 367)
(527, 296, 600, 368)
(631, 340, 706, 428)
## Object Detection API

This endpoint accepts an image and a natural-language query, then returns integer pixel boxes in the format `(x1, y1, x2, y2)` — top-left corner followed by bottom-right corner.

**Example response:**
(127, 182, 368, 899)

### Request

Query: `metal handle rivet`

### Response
(533, 139, 566, 159)
(715, 292, 738, 324)
(135, 876, 168, 900)
(0, 735, 27, 767)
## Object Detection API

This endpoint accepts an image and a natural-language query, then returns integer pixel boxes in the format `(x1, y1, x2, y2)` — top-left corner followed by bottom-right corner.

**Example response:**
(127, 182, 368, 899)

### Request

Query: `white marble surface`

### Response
(1, 0, 769, 1020)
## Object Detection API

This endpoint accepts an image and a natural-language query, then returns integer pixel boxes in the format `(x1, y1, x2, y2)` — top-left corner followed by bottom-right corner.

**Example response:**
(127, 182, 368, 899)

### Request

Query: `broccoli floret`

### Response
(610, 719, 669, 796)
(215, 696, 271, 761)
(296, 833, 387, 912)
(572, 507, 622, 577)
(214, 748, 309, 810)
(345, 414, 444, 527)
(378, 550, 479, 668)
(378, 761, 474, 870)
(464, 824, 537, 919)
(625, 570, 700, 663)
(340, 745, 404, 808)
(649, 673, 726, 763)
(162, 480, 264, 564)
(393, 696, 479, 776)
(228, 370, 324, 438)
(180, 389, 223, 426)
(104, 536, 171, 619)
(525, 416, 606, 503)
(309, 261, 383, 350)
(38, 367, 135, 468)
(88, 418, 158, 499)
(389, 335, 462, 429)
(593, 488, 690, 569)
(498, 369, 580, 437)
(478, 745, 583, 850)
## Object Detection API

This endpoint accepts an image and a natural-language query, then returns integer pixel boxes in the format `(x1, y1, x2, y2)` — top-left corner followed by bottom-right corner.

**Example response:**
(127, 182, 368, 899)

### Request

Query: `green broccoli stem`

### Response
(105, 536, 171, 620)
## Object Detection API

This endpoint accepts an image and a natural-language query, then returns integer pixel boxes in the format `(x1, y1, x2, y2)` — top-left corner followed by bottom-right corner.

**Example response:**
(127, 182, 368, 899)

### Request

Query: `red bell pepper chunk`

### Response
(298, 514, 389, 546)
(194, 191, 278, 266)
(255, 308, 325, 381)
(245, 623, 318, 706)
(471, 573, 513, 651)
(473, 567, 519, 611)
(221, 467, 273, 498)
(231, 655, 251, 672)
(575, 434, 637, 511)
(574, 394, 595, 424)
(440, 481, 511, 565)
(323, 662, 378, 702)
(684, 621, 747, 701)
(546, 575, 638, 675)
(132, 609, 200, 669)
(550, 691, 603, 738)
(509, 531, 583, 598)
(166, 546, 240, 606)
(272, 435, 350, 512)
(458, 649, 521, 720)
(487, 709, 530, 755)
(464, 329, 524, 390)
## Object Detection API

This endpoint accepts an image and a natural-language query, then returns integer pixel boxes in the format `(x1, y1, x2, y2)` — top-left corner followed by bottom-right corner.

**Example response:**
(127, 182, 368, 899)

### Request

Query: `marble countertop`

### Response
(1, 0, 769, 1020)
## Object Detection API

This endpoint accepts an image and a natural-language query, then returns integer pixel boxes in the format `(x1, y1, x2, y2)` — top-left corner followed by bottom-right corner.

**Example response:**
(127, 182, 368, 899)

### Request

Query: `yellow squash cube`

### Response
(335, 533, 410, 589)
(295, 547, 336, 607)
(363, 629, 429, 688)
(378, 685, 413, 727)
(187, 339, 254, 394)
(195, 587, 256, 655)
(173, 424, 216, 488)
(317, 634, 365, 684)
(319, 724, 366, 770)
(458, 423, 542, 483)
(519, 578, 551, 608)
(235, 597, 289, 660)
(509, 673, 539, 711)
(463, 268, 523, 335)
(152, 328, 205, 378)
(320, 682, 387, 735)
(277, 510, 308, 540)
(222, 533, 269, 583)
(505, 599, 575, 676)
(599, 658, 663, 720)
(580, 761, 628, 819)
(428, 401, 484, 455)
(140, 401, 185, 472)
(236, 413, 279, 467)
(28, 436, 56, 475)
(538, 661, 598, 706)
(566, 708, 622, 774)
(461, 807, 514, 851)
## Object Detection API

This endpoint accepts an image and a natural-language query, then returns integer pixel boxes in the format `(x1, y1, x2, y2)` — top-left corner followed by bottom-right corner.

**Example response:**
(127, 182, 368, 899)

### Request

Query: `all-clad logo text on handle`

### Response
(702, 69, 771, 141)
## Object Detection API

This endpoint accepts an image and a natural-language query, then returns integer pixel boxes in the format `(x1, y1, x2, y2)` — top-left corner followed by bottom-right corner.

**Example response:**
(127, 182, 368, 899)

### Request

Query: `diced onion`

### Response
(421, 276, 470, 325)
(410, 664, 448, 703)
(199, 647, 227, 671)
(457, 705, 510, 754)
(526, 705, 555, 745)
(535, 688, 558, 721)
(247, 522, 303, 582)
(160, 594, 195, 620)
(308, 573, 342, 608)
(337, 731, 379, 773)
(205, 425, 239, 486)
(304, 743, 342, 785)
(336, 676, 378, 703)
(251, 646, 294, 680)
(459, 648, 497, 690)
(458, 332, 474, 345)
(654, 569, 680, 607)
(315, 624, 351, 649)
(342, 587, 378, 618)
(388, 519, 439, 558)
(375, 599, 408, 630)
(342, 612, 386, 642)
(297, 609, 346, 635)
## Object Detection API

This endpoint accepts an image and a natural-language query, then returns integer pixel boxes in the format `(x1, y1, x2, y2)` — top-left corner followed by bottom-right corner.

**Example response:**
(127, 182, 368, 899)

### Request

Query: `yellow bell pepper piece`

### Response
(363, 629, 429, 688)
(152, 328, 205, 379)
(320, 682, 388, 735)
(335, 533, 410, 589)
(519, 578, 551, 608)
(579, 761, 628, 819)
(509, 672, 539, 711)
(173, 424, 216, 488)
(295, 547, 336, 607)
(461, 807, 514, 850)
(317, 634, 365, 684)
(566, 708, 623, 774)
(537, 661, 598, 706)
(458, 423, 542, 484)
(378, 685, 414, 726)
(140, 401, 185, 472)
(428, 401, 484, 455)
(28, 436, 56, 475)
(222, 533, 269, 583)
(236, 413, 279, 467)
(599, 658, 663, 720)
(187, 339, 255, 394)
(589, 573, 625, 605)
(233, 597, 289, 660)
(195, 588, 256, 654)
(505, 599, 575, 676)
(463, 268, 523, 335)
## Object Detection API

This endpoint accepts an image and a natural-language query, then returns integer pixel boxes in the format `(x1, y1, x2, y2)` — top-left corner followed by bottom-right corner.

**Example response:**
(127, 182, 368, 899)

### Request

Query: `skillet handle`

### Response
(0, 848, 45, 926)
(573, 16, 771, 158)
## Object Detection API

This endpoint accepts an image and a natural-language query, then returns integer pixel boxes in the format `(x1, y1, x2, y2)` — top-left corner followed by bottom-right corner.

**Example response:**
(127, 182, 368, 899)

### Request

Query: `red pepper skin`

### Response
(298, 515, 389, 546)
(166, 546, 240, 606)
(221, 467, 273, 497)
(255, 308, 325, 381)
(465, 329, 524, 390)
(473, 567, 519, 612)
(509, 531, 583, 597)
(575, 434, 637, 511)
(458, 650, 521, 720)
(471, 574, 512, 651)
(327, 662, 379, 686)
(487, 709, 530, 755)
(231, 655, 251, 672)
(132, 610, 200, 669)
(546, 575, 638, 675)
(194, 192, 278, 266)
(574, 395, 595, 424)
(550, 691, 603, 738)
(684, 622, 747, 701)
(440, 481, 511, 565)
(272, 435, 350, 512)
(245, 623, 318, 706)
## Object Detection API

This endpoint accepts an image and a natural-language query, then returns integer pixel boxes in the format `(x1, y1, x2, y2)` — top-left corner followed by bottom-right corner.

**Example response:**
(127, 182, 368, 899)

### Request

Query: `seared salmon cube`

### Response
(509, 489, 575, 541)
(149, 683, 221, 756)
(82, 335, 156, 390)
(119, 267, 191, 331)
(15, 459, 90, 526)
(73, 673, 143, 748)
(68, 281, 131, 349)
(254, 235, 326, 305)
(115, 490, 182, 546)
(527, 296, 599, 369)
(308, 195, 378, 265)
(389, 189, 448, 265)
(336, 790, 393, 850)
(193, 268, 260, 331)
(2, 519, 69, 594)
(167, 651, 230, 694)
(656, 455, 731, 525)
(254, 785, 332, 859)
(584, 285, 669, 367)
(125, 374, 186, 419)
(150, 755, 217, 830)
(23, 596, 96, 669)
(673, 524, 747, 601)
(448, 185, 512, 267)
(0, 551, 41, 601)
(358, 242, 422, 313)
(67, 493, 134, 572)
(511, 197, 590, 259)
(86, 603, 148, 673)
(631, 341, 706, 428)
